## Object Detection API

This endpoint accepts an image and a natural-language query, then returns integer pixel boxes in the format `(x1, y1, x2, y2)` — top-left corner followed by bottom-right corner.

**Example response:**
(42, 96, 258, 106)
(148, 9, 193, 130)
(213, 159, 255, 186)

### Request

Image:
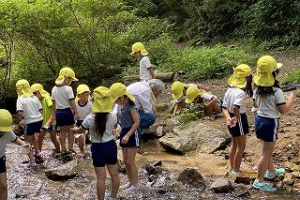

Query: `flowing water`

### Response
(5, 138, 300, 200)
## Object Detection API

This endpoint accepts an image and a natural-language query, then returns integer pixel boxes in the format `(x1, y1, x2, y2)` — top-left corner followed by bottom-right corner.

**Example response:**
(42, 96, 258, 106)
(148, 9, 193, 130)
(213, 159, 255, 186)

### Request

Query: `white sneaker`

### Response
(119, 183, 131, 190)
(125, 185, 139, 192)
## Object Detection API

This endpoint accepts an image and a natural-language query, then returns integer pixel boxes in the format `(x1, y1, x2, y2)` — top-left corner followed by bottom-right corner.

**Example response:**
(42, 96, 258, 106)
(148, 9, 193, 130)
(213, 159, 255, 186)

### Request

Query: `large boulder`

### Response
(177, 168, 206, 188)
(159, 121, 229, 154)
(210, 178, 234, 193)
(45, 159, 78, 181)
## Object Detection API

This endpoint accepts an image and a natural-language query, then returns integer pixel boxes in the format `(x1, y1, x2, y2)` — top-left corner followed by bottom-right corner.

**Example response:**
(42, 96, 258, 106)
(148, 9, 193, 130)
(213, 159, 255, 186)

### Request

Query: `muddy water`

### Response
(5, 138, 300, 200)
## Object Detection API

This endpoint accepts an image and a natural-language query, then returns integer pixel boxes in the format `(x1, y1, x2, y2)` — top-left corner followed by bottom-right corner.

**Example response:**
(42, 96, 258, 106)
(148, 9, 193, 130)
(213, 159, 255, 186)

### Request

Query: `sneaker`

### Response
(265, 168, 285, 179)
(34, 152, 42, 158)
(125, 185, 139, 192)
(68, 148, 76, 154)
(28, 162, 38, 168)
(228, 170, 240, 179)
(119, 183, 131, 190)
(253, 180, 276, 192)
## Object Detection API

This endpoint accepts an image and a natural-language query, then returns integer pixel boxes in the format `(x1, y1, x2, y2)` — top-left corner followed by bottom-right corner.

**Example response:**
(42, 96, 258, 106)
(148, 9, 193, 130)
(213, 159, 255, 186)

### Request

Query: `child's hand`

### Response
(285, 92, 294, 101)
(227, 117, 237, 128)
(121, 135, 129, 144)
(74, 112, 80, 120)
(70, 128, 77, 134)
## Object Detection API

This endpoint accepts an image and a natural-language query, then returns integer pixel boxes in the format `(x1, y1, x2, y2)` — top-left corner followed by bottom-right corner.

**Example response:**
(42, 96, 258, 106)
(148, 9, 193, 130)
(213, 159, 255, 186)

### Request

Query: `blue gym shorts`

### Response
(228, 113, 249, 137)
(24, 120, 43, 136)
(120, 127, 140, 148)
(56, 108, 75, 127)
(255, 115, 279, 142)
(91, 140, 117, 167)
(0, 156, 6, 173)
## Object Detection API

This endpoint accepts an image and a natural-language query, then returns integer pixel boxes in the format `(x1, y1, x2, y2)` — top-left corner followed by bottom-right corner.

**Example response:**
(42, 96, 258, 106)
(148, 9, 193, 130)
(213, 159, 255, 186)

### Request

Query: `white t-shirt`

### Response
(0, 131, 17, 157)
(51, 85, 74, 109)
(17, 96, 43, 124)
(222, 87, 247, 114)
(82, 113, 117, 143)
(127, 82, 153, 113)
(76, 100, 92, 120)
(253, 87, 286, 119)
(139, 56, 152, 81)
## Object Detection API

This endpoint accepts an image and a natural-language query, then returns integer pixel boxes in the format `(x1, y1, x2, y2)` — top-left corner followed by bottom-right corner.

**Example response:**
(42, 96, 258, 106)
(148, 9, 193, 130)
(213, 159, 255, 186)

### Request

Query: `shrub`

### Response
(283, 69, 300, 84)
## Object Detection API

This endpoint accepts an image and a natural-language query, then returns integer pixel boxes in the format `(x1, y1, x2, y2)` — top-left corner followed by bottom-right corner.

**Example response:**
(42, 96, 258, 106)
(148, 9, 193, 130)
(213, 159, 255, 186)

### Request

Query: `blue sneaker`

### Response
(265, 168, 285, 179)
(253, 180, 276, 192)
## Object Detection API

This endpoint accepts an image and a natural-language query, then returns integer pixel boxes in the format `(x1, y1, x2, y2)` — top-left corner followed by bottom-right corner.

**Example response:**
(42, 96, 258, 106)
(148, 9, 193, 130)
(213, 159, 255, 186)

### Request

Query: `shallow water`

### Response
(5, 138, 300, 200)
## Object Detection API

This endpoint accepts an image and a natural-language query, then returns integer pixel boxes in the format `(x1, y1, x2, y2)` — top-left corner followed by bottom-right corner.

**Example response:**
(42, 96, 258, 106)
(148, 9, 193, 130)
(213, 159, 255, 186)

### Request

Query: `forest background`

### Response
(0, 0, 300, 110)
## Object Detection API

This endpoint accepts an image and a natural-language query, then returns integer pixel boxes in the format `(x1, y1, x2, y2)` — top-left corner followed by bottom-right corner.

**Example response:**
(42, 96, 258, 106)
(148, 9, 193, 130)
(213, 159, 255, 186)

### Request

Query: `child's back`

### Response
(52, 85, 74, 109)
(17, 96, 43, 124)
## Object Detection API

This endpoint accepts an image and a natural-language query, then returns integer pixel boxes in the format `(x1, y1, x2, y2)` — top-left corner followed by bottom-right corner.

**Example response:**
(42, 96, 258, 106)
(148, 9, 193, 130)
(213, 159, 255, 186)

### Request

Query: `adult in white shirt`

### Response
(127, 79, 165, 132)
(131, 42, 155, 81)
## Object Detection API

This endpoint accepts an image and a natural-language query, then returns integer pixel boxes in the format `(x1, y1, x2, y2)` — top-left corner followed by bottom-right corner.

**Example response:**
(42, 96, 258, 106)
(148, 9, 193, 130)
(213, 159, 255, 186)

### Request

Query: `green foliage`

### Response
(284, 69, 300, 83)
(177, 104, 205, 124)
(160, 45, 257, 80)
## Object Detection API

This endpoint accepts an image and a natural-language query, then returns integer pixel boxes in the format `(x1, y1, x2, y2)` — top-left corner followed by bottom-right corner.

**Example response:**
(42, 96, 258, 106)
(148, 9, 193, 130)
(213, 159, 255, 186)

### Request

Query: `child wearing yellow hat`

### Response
(221, 64, 253, 178)
(171, 81, 211, 117)
(16, 79, 43, 166)
(0, 109, 31, 200)
(74, 84, 92, 155)
(71, 86, 120, 200)
(184, 86, 222, 119)
(31, 83, 60, 154)
(131, 42, 155, 81)
(51, 67, 80, 155)
(110, 83, 140, 192)
(252, 56, 294, 192)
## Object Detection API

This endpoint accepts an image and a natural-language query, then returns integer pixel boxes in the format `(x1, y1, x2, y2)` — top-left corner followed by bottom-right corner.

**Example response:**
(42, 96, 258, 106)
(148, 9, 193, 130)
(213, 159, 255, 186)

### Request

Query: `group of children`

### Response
(0, 40, 295, 200)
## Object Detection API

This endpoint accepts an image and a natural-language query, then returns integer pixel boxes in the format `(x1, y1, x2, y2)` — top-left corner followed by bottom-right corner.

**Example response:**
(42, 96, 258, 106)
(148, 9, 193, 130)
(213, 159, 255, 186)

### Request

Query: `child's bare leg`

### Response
(94, 167, 106, 200)
(107, 164, 120, 198)
(78, 135, 85, 154)
(59, 126, 67, 151)
(229, 138, 237, 170)
(212, 102, 222, 114)
(204, 105, 214, 117)
(0, 172, 8, 200)
(233, 135, 246, 172)
(33, 133, 41, 154)
(50, 130, 60, 151)
(24, 135, 35, 162)
(125, 148, 138, 186)
(38, 129, 46, 151)
(67, 125, 74, 150)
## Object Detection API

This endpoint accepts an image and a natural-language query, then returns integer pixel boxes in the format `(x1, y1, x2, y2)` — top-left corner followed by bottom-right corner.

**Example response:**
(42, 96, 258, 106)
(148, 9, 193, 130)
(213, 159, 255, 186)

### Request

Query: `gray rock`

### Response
(45, 159, 78, 181)
(210, 178, 234, 193)
(177, 168, 206, 188)
(159, 122, 229, 153)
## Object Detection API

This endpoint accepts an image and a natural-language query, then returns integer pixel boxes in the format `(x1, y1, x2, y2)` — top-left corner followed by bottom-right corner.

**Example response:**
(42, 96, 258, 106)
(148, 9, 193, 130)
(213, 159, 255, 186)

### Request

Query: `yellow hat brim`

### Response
(276, 63, 283, 70)
(0, 126, 12, 132)
(185, 97, 194, 104)
(130, 49, 148, 56)
(253, 72, 275, 87)
(126, 92, 135, 102)
(72, 77, 79, 82)
(172, 91, 183, 100)
(228, 74, 247, 88)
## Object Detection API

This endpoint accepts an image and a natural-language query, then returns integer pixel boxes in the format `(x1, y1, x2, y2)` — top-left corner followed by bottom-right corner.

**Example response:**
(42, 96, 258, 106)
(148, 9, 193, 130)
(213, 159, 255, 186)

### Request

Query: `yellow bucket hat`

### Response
(76, 84, 90, 95)
(131, 42, 149, 56)
(254, 55, 277, 87)
(16, 79, 33, 98)
(110, 83, 135, 102)
(92, 86, 114, 113)
(228, 64, 252, 88)
(171, 81, 185, 100)
(185, 86, 204, 104)
(276, 63, 283, 70)
(31, 83, 49, 97)
(55, 67, 78, 85)
(0, 109, 13, 132)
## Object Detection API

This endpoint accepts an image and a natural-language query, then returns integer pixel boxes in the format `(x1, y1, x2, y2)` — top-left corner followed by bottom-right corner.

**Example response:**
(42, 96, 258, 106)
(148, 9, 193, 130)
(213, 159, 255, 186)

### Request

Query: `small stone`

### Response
(178, 168, 206, 188)
(210, 178, 234, 193)
(283, 173, 294, 186)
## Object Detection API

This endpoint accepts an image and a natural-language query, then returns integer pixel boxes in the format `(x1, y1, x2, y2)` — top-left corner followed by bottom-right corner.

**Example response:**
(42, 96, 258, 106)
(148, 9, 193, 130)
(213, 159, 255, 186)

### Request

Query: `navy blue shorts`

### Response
(255, 115, 279, 142)
(24, 120, 43, 135)
(120, 128, 140, 148)
(56, 108, 75, 127)
(0, 156, 6, 173)
(76, 120, 83, 127)
(91, 140, 117, 167)
(228, 113, 249, 137)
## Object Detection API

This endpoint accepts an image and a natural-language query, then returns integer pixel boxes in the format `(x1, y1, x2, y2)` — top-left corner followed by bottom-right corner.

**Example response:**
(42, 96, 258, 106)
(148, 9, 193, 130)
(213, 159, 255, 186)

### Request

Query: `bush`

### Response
(283, 69, 300, 84)
(160, 45, 257, 80)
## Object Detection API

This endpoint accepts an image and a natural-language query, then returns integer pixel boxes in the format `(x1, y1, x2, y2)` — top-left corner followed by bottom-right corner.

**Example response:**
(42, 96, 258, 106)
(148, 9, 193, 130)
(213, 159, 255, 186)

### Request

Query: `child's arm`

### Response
(148, 67, 155, 79)
(121, 109, 140, 144)
(204, 97, 217, 107)
(198, 84, 211, 92)
(16, 111, 24, 121)
(222, 108, 235, 127)
(171, 103, 179, 117)
(70, 99, 80, 120)
(70, 126, 85, 134)
(49, 101, 57, 125)
(278, 92, 294, 114)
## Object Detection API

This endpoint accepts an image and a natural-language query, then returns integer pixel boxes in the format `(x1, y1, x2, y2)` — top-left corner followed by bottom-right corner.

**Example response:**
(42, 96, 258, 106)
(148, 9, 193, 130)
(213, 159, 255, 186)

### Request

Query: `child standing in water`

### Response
(252, 55, 294, 192)
(222, 64, 253, 177)
(75, 84, 92, 155)
(110, 83, 140, 192)
(131, 42, 155, 81)
(71, 86, 120, 200)
(0, 109, 31, 200)
(16, 79, 43, 166)
(51, 67, 80, 155)
(31, 83, 60, 153)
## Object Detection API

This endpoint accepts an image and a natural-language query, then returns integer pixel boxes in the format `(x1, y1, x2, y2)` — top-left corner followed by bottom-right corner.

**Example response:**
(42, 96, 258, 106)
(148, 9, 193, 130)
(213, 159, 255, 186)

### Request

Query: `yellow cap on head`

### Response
(171, 81, 185, 100)
(0, 109, 13, 132)
(16, 79, 33, 98)
(92, 86, 114, 113)
(131, 42, 148, 56)
(77, 84, 90, 95)
(254, 55, 278, 87)
(185, 86, 203, 104)
(55, 67, 78, 85)
(31, 83, 49, 97)
(109, 83, 135, 102)
(228, 64, 252, 88)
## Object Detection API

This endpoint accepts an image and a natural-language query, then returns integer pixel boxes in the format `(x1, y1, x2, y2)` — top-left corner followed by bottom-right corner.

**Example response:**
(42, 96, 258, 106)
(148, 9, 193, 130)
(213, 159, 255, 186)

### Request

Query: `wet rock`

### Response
(145, 163, 163, 176)
(210, 178, 234, 193)
(45, 159, 78, 181)
(283, 173, 294, 186)
(62, 153, 73, 163)
(159, 122, 229, 154)
(285, 161, 300, 172)
(177, 168, 206, 188)
(232, 185, 251, 198)
(235, 170, 256, 185)
(292, 171, 300, 178)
